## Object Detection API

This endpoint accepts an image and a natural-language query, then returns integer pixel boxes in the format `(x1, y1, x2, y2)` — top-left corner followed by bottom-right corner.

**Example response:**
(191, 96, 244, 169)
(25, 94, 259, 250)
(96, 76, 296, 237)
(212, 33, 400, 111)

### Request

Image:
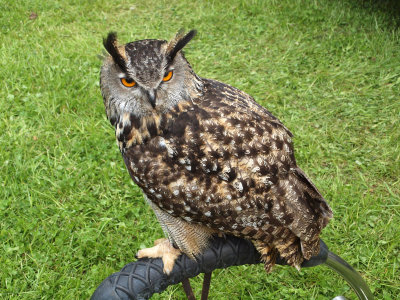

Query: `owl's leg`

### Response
(143, 197, 216, 270)
(136, 238, 181, 274)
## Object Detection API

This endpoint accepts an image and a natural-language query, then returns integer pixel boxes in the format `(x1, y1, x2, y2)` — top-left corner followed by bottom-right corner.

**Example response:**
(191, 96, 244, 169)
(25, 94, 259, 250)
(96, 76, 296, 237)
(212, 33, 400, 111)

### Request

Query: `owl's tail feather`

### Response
(301, 236, 321, 260)
(254, 243, 278, 273)
(274, 237, 304, 271)
(255, 235, 309, 272)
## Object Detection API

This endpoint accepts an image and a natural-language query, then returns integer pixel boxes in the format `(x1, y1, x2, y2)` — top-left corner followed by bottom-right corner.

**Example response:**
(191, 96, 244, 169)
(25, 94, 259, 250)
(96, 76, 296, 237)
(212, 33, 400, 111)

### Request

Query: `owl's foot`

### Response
(136, 238, 181, 274)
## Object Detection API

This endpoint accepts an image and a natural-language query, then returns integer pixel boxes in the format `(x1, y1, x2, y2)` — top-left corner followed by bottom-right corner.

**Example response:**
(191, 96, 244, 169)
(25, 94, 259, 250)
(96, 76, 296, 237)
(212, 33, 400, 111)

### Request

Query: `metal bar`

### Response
(201, 272, 212, 300)
(181, 278, 196, 300)
(324, 251, 374, 300)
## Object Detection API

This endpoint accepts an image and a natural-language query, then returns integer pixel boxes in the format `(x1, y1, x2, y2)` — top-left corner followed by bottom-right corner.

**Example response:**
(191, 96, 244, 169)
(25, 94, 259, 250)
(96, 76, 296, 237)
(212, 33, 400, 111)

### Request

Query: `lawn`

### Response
(1, 0, 399, 299)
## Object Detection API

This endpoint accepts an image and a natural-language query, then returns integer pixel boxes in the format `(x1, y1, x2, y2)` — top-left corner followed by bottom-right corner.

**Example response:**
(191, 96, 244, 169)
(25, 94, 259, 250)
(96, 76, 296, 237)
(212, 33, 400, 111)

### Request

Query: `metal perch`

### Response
(90, 235, 373, 300)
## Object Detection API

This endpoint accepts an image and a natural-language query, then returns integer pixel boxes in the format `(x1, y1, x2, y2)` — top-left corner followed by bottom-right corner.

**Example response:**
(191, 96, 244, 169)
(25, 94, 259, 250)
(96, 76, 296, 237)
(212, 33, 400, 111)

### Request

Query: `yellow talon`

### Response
(136, 238, 182, 274)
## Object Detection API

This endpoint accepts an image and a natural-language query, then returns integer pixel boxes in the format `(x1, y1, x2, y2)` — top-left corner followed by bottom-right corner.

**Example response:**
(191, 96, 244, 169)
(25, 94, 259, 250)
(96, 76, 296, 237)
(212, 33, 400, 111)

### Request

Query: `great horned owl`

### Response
(100, 30, 332, 274)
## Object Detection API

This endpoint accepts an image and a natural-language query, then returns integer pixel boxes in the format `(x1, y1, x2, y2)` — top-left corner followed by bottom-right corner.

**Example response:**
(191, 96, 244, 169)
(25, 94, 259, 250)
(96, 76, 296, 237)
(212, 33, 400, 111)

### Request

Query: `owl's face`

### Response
(100, 30, 202, 125)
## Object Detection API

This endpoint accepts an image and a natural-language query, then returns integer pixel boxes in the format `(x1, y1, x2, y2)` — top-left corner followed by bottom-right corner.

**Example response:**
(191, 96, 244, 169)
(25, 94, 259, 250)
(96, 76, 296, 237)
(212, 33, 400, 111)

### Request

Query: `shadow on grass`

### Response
(349, 0, 400, 27)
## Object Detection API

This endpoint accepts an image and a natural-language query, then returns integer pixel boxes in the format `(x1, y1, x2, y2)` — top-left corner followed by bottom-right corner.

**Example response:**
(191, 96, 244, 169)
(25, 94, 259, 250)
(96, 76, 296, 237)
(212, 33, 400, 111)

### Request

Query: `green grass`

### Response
(1, 0, 399, 299)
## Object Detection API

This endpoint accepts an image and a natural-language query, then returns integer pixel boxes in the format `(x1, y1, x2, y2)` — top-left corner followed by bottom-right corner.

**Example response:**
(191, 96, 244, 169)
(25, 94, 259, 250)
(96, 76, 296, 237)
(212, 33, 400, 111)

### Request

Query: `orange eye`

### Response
(121, 78, 136, 87)
(163, 70, 173, 82)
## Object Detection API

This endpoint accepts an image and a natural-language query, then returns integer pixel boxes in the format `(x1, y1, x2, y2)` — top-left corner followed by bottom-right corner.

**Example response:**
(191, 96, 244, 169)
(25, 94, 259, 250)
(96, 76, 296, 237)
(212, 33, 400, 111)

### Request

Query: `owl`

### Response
(100, 30, 332, 274)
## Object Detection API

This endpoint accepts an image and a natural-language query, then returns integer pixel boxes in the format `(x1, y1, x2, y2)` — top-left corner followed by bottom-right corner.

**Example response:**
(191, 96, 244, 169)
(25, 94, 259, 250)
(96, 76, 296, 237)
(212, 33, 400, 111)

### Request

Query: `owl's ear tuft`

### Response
(103, 32, 128, 73)
(167, 29, 197, 62)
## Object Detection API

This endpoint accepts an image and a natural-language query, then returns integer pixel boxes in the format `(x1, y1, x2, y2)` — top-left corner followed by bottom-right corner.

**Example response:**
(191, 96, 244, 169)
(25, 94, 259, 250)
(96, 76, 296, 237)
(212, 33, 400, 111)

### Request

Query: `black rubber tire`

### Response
(91, 236, 328, 300)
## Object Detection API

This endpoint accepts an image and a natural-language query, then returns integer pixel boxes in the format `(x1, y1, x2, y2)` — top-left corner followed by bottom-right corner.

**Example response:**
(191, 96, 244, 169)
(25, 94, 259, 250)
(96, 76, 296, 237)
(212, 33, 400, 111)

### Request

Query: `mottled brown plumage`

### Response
(100, 30, 332, 273)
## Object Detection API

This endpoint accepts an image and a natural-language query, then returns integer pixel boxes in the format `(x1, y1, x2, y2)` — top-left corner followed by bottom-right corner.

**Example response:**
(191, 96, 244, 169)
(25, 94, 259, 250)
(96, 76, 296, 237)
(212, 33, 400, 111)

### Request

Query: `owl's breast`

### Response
(121, 101, 294, 223)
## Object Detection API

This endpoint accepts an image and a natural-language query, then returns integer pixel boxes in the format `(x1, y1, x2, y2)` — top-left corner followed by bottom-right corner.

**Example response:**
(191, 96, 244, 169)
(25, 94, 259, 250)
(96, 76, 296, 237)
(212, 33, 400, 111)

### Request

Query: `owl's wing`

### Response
(123, 78, 332, 259)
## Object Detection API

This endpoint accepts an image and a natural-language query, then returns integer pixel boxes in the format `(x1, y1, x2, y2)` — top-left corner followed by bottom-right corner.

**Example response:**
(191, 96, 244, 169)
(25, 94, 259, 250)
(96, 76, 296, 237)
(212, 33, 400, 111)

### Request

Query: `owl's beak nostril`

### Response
(146, 89, 157, 109)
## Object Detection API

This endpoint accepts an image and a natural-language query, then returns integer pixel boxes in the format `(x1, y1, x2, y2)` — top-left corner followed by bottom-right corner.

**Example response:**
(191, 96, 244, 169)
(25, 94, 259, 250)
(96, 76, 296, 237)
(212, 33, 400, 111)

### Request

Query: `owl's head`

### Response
(100, 30, 202, 125)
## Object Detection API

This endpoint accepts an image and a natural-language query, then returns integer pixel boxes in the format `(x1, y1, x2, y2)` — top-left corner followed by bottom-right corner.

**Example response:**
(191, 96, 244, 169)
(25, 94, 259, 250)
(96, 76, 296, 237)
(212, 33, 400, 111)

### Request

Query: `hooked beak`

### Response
(145, 89, 157, 109)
